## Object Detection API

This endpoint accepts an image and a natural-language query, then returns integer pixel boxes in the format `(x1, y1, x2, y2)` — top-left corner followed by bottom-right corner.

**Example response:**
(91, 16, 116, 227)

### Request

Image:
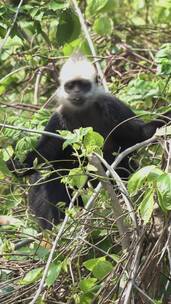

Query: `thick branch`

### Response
(90, 154, 130, 251)
(94, 152, 138, 231)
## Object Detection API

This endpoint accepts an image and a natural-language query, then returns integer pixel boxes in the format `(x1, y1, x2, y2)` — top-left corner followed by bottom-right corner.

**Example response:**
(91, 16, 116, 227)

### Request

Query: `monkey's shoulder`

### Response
(95, 93, 136, 120)
(45, 111, 67, 132)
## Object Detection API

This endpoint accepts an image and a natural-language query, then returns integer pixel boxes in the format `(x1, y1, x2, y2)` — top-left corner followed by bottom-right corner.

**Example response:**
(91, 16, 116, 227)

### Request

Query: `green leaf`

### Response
(87, 0, 109, 13)
(118, 78, 161, 106)
(155, 44, 171, 75)
(128, 165, 163, 194)
(19, 267, 43, 285)
(83, 130, 104, 154)
(0, 25, 6, 38)
(57, 9, 81, 46)
(138, 189, 154, 223)
(157, 173, 171, 212)
(86, 0, 114, 17)
(61, 127, 94, 150)
(48, 1, 69, 11)
(30, 7, 39, 18)
(132, 16, 146, 26)
(83, 257, 106, 271)
(86, 164, 97, 172)
(79, 278, 97, 292)
(155, 44, 171, 61)
(46, 261, 62, 287)
(110, 254, 120, 263)
(0, 154, 11, 175)
(67, 167, 87, 188)
(92, 260, 113, 279)
(0, 84, 5, 94)
(93, 16, 113, 36)
(79, 293, 94, 304)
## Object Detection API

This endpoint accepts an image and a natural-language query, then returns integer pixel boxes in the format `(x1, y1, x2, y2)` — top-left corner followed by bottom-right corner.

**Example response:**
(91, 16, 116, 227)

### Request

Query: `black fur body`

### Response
(7, 54, 171, 229)
(7, 93, 171, 229)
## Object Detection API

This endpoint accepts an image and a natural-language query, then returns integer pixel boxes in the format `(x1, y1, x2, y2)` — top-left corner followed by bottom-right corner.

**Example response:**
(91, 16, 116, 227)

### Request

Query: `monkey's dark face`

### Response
(64, 79, 92, 106)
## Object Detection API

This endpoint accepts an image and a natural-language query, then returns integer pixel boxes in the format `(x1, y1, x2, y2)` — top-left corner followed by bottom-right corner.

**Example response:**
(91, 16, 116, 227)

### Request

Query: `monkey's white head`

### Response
(56, 53, 102, 110)
(59, 53, 97, 83)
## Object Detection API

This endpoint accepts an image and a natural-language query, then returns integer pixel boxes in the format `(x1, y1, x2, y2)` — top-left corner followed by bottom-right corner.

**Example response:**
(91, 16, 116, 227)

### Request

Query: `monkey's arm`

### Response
(7, 112, 67, 176)
(143, 110, 171, 139)
(116, 110, 171, 147)
(122, 109, 171, 142)
(105, 96, 171, 147)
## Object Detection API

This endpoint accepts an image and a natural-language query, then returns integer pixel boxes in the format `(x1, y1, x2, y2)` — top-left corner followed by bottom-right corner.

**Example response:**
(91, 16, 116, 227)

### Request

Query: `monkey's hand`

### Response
(6, 158, 35, 177)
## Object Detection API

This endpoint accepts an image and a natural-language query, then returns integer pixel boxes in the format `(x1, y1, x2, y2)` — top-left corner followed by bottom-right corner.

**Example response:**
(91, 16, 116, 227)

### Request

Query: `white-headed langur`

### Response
(7, 53, 171, 229)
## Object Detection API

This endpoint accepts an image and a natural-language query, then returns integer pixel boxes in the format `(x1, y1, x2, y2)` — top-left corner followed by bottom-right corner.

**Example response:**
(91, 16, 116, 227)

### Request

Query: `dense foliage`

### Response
(1, 0, 171, 303)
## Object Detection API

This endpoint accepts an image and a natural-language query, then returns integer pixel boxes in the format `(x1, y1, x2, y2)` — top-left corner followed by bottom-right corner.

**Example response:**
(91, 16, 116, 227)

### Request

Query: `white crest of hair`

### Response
(59, 52, 97, 83)
(55, 52, 104, 110)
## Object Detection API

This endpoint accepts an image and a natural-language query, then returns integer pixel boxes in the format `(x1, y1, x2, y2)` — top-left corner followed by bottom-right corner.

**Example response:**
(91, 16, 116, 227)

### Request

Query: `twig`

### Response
(71, 0, 108, 91)
(29, 191, 80, 304)
(34, 69, 43, 105)
(160, 223, 171, 300)
(123, 43, 154, 65)
(121, 236, 143, 304)
(138, 224, 167, 279)
(78, 236, 116, 260)
(0, 0, 24, 52)
(85, 135, 156, 215)
(133, 284, 156, 304)
(0, 66, 30, 84)
(42, 91, 57, 109)
(0, 102, 39, 113)
(165, 140, 171, 173)
(111, 135, 156, 170)
(33, 66, 53, 105)
(14, 239, 35, 250)
(0, 122, 63, 140)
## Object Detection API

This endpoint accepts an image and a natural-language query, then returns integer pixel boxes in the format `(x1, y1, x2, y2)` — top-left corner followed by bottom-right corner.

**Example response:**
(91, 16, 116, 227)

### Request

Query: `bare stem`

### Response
(0, 0, 24, 52)
(71, 0, 108, 91)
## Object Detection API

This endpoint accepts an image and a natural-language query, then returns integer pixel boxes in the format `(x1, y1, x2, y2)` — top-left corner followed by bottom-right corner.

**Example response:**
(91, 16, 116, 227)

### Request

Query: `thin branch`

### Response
(0, 0, 24, 52)
(138, 224, 167, 279)
(14, 239, 35, 250)
(71, 0, 108, 91)
(161, 224, 171, 300)
(0, 122, 63, 140)
(29, 191, 80, 304)
(164, 140, 171, 173)
(0, 102, 38, 113)
(78, 236, 116, 260)
(121, 237, 143, 304)
(34, 69, 43, 105)
(133, 284, 156, 304)
(0, 66, 30, 84)
(85, 135, 156, 214)
(111, 135, 156, 170)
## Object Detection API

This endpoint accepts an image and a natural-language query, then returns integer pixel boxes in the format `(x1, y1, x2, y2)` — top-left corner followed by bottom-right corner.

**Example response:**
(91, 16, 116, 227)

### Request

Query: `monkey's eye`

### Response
(80, 80, 92, 92)
(64, 81, 75, 92)
(64, 80, 92, 93)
